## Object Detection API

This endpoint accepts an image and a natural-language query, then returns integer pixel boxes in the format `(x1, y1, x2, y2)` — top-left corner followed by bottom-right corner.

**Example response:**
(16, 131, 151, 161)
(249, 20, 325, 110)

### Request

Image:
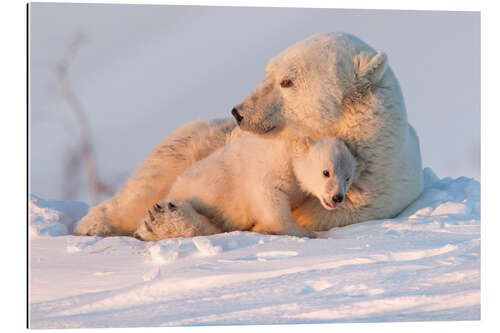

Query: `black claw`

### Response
(144, 221, 153, 233)
(154, 203, 163, 213)
(168, 202, 177, 211)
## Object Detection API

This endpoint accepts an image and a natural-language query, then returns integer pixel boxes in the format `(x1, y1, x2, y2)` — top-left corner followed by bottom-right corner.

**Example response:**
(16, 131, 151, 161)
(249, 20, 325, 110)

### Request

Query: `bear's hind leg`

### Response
(74, 118, 236, 237)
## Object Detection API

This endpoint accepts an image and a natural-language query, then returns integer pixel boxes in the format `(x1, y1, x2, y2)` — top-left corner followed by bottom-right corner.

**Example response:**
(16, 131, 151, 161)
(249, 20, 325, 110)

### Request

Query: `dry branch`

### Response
(56, 32, 113, 204)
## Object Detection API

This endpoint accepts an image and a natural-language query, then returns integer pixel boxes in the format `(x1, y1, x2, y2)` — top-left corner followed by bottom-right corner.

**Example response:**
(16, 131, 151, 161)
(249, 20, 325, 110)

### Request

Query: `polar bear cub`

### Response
(134, 135, 362, 241)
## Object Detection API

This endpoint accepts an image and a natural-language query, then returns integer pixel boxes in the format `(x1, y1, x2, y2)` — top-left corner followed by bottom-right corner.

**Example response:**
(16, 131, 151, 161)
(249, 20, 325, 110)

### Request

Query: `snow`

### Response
(29, 194, 88, 238)
(28, 168, 480, 328)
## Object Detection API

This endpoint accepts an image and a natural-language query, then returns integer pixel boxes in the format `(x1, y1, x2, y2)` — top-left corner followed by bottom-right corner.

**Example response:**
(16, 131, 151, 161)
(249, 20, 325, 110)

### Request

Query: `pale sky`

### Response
(29, 3, 480, 204)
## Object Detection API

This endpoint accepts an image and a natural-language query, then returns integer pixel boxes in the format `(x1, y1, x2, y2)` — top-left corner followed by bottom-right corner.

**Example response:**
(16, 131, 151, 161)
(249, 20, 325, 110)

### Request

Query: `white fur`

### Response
(75, 32, 423, 236)
(135, 135, 357, 240)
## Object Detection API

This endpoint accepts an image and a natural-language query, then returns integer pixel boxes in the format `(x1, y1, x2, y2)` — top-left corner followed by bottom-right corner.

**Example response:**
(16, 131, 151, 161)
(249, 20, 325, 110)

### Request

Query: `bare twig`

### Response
(62, 149, 82, 200)
(56, 32, 113, 204)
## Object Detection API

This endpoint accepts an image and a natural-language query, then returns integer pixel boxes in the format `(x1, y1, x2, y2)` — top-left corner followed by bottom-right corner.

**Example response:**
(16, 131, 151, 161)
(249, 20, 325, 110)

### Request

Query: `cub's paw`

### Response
(252, 223, 317, 239)
(134, 203, 168, 241)
(281, 225, 317, 239)
(134, 201, 212, 241)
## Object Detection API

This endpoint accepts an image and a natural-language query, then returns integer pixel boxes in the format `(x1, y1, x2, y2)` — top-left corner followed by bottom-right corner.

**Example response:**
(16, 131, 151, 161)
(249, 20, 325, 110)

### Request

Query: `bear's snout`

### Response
(231, 107, 243, 125)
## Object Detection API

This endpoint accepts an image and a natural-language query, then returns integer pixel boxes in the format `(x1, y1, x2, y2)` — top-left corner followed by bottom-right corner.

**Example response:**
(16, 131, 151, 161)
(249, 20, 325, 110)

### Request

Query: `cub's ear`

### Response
(355, 51, 388, 84)
(295, 136, 315, 154)
(354, 158, 366, 181)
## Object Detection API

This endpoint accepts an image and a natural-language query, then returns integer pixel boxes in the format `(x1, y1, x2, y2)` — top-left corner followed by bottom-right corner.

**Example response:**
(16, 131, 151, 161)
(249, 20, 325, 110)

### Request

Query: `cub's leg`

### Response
(75, 118, 235, 236)
(134, 201, 222, 241)
(251, 194, 317, 238)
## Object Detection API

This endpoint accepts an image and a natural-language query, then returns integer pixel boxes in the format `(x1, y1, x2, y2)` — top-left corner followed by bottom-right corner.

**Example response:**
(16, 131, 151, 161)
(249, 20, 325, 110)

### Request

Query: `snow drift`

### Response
(28, 168, 480, 328)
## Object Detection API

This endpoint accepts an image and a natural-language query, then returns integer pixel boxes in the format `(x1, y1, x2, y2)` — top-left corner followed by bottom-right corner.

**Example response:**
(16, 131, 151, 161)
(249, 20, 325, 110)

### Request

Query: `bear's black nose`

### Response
(332, 194, 344, 203)
(231, 107, 243, 125)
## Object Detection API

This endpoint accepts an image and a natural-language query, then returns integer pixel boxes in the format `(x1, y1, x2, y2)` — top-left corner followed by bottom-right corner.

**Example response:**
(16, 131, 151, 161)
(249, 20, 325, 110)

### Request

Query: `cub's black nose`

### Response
(231, 107, 243, 124)
(168, 202, 177, 211)
(332, 194, 344, 203)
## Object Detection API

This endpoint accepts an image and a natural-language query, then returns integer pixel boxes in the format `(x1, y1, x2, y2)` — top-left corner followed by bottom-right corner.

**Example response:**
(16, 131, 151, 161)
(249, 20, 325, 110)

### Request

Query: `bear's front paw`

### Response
(74, 208, 113, 236)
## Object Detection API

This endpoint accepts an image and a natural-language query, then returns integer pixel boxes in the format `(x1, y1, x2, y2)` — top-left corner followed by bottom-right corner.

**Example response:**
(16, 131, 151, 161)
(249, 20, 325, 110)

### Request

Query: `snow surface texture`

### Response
(29, 168, 480, 328)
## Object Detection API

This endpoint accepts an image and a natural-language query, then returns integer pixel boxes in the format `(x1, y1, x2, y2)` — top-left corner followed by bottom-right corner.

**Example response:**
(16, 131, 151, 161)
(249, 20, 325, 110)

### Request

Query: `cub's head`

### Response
(293, 136, 364, 210)
(231, 33, 388, 135)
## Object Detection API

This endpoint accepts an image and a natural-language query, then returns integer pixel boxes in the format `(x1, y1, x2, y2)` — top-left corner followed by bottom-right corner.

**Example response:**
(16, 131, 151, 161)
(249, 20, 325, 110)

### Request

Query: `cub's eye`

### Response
(346, 177, 350, 182)
(280, 79, 294, 88)
(323, 170, 330, 178)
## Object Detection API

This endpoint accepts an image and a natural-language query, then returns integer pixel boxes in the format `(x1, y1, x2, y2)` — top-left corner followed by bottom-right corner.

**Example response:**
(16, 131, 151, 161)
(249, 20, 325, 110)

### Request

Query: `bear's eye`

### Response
(323, 170, 330, 178)
(346, 176, 350, 182)
(280, 79, 294, 88)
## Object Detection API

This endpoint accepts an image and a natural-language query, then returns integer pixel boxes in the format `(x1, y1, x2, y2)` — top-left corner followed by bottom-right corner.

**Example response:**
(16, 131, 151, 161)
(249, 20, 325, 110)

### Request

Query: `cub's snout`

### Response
(332, 194, 344, 204)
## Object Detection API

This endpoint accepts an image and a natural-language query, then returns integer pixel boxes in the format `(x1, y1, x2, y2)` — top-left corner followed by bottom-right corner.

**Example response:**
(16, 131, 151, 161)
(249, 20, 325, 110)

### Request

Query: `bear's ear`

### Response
(353, 158, 366, 181)
(344, 52, 388, 107)
(355, 51, 388, 84)
(296, 136, 315, 154)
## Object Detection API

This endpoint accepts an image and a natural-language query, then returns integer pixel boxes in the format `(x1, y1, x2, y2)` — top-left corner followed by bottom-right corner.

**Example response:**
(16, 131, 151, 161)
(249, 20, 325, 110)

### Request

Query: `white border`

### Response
(17, 0, 488, 11)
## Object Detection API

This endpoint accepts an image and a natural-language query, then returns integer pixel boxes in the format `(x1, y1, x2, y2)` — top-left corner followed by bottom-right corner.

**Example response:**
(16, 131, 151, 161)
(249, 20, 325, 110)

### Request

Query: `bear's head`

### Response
(293, 136, 365, 211)
(231, 33, 389, 136)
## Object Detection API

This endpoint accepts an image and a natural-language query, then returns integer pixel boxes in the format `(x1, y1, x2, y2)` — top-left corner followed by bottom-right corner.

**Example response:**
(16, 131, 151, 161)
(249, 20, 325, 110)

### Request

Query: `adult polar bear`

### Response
(75, 32, 423, 237)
